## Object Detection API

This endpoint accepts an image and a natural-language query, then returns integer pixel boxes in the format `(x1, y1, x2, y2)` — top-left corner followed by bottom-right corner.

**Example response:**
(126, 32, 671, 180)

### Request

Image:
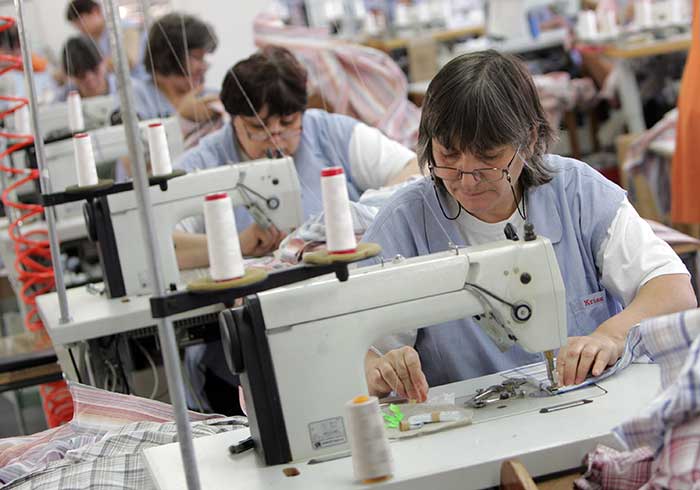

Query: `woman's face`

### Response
(161, 48, 210, 94)
(233, 106, 303, 159)
(431, 139, 525, 223)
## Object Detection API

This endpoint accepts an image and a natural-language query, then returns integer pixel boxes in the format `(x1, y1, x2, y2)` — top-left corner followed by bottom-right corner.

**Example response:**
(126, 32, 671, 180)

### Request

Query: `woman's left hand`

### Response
(556, 329, 625, 386)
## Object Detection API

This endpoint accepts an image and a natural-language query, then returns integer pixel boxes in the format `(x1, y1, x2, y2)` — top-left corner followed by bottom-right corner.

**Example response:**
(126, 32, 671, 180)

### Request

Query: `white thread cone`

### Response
(73, 133, 98, 187)
(321, 167, 357, 254)
(346, 395, 394, 482)
(204, 193, 245, 281)
(146, 122, 173, 176)
(67, 91, 85, 133)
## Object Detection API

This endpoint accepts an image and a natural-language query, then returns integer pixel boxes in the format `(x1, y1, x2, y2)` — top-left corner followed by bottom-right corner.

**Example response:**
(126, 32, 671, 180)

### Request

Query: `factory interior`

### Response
(0, 0, 699, 488)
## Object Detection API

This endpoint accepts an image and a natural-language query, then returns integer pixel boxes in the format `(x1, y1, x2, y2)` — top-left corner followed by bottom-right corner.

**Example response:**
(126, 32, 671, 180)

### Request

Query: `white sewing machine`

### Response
(220, 233, 568, 465)
(8, 95, 114, 141)
(85, 156, 303, 298)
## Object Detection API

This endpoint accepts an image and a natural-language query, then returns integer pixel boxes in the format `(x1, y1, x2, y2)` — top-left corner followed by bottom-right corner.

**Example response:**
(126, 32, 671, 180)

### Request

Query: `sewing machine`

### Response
(8, 95, 114, 141)
(220, 232, 568, 465)
(87, 156, 303, 298)
(486, 0, 577, 43)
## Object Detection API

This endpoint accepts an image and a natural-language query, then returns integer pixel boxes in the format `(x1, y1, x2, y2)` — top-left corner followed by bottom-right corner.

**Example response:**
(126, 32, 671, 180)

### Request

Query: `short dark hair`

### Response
(221, 46, 308, 117)
(62, 36, 103, 78)
(0, 25, 19, 52)
(144, 12, 217, 77)
(66, 0, 100, 22)
(418, 50, 555, 190)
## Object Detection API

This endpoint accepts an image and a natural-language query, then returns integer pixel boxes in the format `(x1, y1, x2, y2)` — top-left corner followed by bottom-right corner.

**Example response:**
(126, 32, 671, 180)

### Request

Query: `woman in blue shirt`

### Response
(362, 50, 696, 401)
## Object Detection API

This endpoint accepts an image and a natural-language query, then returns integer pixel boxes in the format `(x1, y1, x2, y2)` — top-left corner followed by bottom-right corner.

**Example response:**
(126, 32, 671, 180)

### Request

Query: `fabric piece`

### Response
(641, 417, 700, 490)
(613, 308, 700, 453)
(253, 12, 421, 150)
(0, 382, 222, 485)
(1, 420, 239, 490)
(573, 445, 654, 490)
(533, 71, 597, 129)
(576, 308, 700, 490)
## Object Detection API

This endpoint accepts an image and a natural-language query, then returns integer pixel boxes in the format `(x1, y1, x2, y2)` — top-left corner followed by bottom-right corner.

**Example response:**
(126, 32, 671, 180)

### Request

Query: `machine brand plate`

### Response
(308, 417, 347, 450)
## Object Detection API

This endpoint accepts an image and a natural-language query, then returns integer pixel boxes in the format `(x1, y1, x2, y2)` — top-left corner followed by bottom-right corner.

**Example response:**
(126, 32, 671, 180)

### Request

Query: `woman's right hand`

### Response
(364, 346, 429, 402)
(239, 223, 285, 257)
(176, 86, 221, 122)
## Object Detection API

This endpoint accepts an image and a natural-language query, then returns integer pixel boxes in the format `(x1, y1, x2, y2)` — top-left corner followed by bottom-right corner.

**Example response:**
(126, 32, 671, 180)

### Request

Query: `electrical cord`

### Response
(134, 338, 160, 400)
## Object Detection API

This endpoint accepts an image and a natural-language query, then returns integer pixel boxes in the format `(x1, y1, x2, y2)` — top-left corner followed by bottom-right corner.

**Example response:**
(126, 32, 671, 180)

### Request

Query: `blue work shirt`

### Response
(174, 109, 360, 230)
(361, 155, 627, 387)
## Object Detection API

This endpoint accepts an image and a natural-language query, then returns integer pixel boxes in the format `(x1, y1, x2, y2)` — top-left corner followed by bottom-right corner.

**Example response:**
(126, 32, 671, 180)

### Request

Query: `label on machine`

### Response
(308, 416, 347, 450)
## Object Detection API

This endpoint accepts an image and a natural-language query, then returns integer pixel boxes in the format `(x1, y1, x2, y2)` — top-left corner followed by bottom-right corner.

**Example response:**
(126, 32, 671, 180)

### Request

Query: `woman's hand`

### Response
(556, 328, 625, 386)
(365, 347, 429, 402)
(239, 224, 285, 257)
(176, 86, 221, 122)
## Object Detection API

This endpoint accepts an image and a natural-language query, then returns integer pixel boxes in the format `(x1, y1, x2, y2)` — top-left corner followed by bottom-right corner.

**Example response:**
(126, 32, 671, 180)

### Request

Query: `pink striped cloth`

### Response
(253, 12, 421, 150)
(0, 382, 219, 485)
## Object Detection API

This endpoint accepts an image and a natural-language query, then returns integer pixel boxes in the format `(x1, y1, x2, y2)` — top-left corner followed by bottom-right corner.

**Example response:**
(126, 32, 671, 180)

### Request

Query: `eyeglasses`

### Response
(239, 115, 303, 142)
(431, 146, 521, 183)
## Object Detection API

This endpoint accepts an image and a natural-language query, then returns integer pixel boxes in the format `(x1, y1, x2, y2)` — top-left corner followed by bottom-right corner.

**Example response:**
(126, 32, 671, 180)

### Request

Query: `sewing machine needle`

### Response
(544, 350, 558, 391)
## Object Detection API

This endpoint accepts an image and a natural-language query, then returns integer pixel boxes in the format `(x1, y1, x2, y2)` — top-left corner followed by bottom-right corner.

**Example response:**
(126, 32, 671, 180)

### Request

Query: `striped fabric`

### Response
(0, 382, 226, 486)
(253, 12, 421, 150)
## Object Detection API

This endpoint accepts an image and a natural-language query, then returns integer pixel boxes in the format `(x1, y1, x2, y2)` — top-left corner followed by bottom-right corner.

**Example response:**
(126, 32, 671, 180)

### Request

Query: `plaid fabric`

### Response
(613, 308, 700, 453)
(1, 420, 239, 490)
(253, 13, 421, 150)
(0, 383, 224, 485)
(574, 445, 654, 490)
(576, 308, 700, 489)
(642, 417, 700, 489)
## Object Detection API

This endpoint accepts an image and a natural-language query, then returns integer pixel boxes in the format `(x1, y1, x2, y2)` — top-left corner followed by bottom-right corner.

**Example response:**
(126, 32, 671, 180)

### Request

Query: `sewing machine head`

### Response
(220, 234, 567, 465)
(89, 156, 303, 297)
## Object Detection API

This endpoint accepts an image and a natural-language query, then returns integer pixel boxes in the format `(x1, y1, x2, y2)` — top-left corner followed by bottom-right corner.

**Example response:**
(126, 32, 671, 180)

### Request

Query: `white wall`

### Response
(170, 0, 272, 89)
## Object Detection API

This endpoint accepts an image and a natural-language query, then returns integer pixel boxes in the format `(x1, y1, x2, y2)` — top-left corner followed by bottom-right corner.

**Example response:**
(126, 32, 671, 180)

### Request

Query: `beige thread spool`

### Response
(67, 91, 85, 133)
(146, 122, 173, 176)
(345, 395, 393, 484)
(320, 167, 357, 254)
(73, 133, 98, 187)
(203, 193, 245, 281)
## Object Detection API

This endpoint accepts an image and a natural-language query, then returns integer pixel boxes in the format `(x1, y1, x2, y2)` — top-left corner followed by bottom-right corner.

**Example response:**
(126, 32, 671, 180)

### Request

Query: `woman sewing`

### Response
(362, 50, 696, 402)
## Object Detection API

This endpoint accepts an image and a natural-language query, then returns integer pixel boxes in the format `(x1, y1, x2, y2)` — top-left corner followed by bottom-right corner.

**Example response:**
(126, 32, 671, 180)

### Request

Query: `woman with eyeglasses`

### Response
(362, 50, 696, 402)
(173, 46, 418, 265)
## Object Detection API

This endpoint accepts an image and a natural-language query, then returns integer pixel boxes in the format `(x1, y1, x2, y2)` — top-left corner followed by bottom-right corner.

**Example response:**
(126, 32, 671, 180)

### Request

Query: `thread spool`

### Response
(146, 122, 173, 176)
(345, 395, 393, 483)
(72, 133, 98, 187)
(577, 10, 598, 39)
(67, 91, 85, 133)
(636, 0, 653, 28)
(320, 167, 357, 254)
(669, 0, 683, 24)
(599, 9, 618, 36)
(203, 193, 245, 281)
(15, 104, 31, 135)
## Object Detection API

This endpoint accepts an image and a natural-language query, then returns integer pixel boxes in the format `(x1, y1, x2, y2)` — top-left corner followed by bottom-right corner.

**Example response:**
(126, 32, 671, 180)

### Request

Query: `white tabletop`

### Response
(145, 363, 659, 490)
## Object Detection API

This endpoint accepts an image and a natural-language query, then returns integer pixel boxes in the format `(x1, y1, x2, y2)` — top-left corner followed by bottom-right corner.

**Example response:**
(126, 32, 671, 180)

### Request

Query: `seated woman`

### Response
(129, 12, 221, 138)
(362, 50, 696, 402)
(60, 36, 117, 99)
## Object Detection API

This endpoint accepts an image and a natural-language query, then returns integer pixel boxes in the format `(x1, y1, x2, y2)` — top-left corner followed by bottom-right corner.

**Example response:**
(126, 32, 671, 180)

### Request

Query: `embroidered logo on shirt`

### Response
(582, 291, 606, 308)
